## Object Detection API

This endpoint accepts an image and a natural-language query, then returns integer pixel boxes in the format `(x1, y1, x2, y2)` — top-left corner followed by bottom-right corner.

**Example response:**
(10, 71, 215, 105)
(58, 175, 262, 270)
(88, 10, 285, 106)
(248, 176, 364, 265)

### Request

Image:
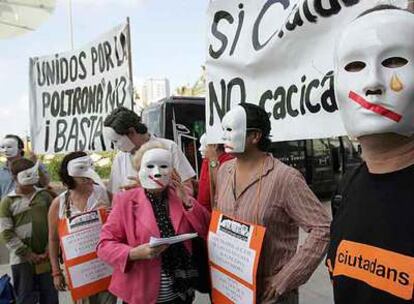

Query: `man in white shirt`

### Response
(104, 107, 196, 194)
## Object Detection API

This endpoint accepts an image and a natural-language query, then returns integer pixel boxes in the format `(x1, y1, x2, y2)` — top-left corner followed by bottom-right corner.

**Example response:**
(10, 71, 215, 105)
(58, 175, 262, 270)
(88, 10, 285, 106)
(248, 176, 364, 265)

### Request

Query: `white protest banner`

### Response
(206, 1, 406, 142)
(29, 22, 133, 154)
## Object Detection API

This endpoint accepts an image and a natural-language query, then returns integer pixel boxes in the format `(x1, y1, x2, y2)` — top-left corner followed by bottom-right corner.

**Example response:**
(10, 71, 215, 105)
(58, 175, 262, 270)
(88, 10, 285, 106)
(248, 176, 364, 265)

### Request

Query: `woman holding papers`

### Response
(48, 152, 116, 303)
(97, 141, 210, 304)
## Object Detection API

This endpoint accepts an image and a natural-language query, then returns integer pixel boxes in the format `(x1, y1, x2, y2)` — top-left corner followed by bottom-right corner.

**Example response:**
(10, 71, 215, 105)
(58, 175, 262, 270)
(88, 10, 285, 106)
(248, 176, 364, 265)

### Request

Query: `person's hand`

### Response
(38, 252, 49, 262)
(171, 170, 193, 209)
(129, 243, 169, 261)
(25, 252, 43, 264)
(53, 274, 66, 291)
(262, 277, 280, 303)
(119, 176, 141, 191)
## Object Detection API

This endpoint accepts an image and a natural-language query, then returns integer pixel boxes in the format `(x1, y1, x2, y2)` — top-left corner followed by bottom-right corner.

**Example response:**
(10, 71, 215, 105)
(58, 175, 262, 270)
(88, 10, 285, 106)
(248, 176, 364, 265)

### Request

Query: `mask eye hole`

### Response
(382, 57, 408, 68)
(147, 164, 154, 169)
(344, 61, 366, 72)
(226, 128, 232, 132)
(160, 165, 168, 169)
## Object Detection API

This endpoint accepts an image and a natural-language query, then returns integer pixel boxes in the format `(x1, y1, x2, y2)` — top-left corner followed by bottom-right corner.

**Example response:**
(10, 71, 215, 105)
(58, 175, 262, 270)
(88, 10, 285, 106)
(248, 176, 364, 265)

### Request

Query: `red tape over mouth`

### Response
(348, 91, 402, 123)
(149, 175, 165, 187)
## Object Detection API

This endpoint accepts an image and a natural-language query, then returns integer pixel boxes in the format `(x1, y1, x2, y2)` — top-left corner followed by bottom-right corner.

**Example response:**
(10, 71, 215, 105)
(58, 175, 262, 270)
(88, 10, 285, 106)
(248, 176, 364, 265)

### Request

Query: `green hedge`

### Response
(44, 152, 115, 182)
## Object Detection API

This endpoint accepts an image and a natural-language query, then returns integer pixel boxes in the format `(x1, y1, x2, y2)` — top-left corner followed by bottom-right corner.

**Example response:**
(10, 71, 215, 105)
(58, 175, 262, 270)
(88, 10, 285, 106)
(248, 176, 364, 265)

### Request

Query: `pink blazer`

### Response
(97, 187, 210, 304)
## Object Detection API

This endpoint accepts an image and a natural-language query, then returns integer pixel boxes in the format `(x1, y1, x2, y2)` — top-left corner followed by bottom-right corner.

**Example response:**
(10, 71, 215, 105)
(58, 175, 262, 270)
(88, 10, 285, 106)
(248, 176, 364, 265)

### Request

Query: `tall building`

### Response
(141, 78, 171, 105)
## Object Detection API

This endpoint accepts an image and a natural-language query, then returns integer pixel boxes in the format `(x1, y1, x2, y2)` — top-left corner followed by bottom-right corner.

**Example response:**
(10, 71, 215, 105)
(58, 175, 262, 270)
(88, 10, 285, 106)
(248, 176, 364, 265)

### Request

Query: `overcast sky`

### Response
(0, 0, 207, 139)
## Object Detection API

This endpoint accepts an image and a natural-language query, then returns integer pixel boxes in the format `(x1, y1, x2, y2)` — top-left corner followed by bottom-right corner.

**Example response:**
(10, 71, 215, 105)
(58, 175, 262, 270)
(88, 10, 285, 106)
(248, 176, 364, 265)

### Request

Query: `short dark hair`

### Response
(104, 107, 147, 135)
(358, 4, 412, 18)
(5, 134, 24, 157)
(239, 103, 271, 152)
(59, 152, 87, 189)
(10, 158, 34, 177)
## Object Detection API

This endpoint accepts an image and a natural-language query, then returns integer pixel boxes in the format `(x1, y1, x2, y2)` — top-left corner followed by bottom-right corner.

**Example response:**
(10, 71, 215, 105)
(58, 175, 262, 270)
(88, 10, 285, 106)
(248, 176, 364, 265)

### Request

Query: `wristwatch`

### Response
(209, 160, 219, 168)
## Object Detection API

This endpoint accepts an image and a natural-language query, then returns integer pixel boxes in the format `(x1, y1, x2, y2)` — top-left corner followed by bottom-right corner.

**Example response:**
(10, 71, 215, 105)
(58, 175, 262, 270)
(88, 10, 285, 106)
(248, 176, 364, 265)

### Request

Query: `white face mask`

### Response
(67, 155, 104, 187)
(0, 138, 19, 158)
(335, 9, 414, 138)
(17, 161, 39, 186)
(221, 106, 247, 153)
(104, 127, 136, 153)
(199, 134, 208, 158)
(139, 149, 172, 190)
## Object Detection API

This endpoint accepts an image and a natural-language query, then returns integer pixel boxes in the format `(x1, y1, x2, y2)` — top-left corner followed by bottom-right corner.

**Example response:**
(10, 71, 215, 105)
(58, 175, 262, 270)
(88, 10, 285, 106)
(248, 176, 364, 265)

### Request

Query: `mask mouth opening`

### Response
(224, 144, 234, 151)
(149, 175, 166, 187)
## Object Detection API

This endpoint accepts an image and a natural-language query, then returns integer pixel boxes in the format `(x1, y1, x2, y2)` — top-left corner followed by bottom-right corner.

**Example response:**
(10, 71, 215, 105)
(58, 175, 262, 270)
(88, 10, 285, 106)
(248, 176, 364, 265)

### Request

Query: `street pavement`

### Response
(0, 202, 334, 304)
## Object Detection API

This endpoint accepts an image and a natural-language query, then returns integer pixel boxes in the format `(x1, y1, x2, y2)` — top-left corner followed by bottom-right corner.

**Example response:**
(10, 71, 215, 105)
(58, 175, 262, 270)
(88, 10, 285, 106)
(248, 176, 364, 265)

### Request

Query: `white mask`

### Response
(335, 9, 414, 138)
(104, 127, 136, 153)
(139, 149, 172, 190)
(199, 134, 208, 158)
(0, 138, 19, 158)
(221, 106, 247, 153)
(67, 155, 104, 187)
(17, 161, 39, 186)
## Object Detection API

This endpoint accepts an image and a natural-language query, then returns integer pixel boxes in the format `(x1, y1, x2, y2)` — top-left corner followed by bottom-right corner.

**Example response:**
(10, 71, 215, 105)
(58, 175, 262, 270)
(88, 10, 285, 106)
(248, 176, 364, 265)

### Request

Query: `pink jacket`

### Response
(97, 187, 210, 304)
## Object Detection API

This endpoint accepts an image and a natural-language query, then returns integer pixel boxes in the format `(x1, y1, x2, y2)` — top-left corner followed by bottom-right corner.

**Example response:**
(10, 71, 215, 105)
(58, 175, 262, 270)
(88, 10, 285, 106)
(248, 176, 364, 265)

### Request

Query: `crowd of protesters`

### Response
(0, 4, 413, 304)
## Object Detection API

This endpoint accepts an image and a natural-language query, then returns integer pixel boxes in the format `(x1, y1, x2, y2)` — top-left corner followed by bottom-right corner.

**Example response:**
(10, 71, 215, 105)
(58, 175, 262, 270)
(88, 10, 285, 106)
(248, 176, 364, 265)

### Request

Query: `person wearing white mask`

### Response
(97, 141, 210, 304)
(198, 134, 208, 159)
(197, 133, 233, 211)
(0, 158, 58, 304)
(215, 103, 330, 304)
(47, 152, 116, 304)
(103, 107, 196, 195)
(327, 5, 414, 304)
(0, 134, 50, 199)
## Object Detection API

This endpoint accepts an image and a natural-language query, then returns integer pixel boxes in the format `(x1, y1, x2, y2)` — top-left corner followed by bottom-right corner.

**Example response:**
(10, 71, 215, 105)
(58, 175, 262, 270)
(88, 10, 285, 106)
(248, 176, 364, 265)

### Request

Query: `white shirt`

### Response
(108, 136, 196, 194)
(58, 185, 110, 219)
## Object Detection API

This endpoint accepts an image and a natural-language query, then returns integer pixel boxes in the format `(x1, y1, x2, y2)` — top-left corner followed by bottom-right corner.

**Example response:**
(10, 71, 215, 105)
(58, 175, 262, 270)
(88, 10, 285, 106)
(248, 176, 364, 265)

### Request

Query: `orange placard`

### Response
(208, 210, 266, 304)
(333, 240, 414, 300)
(58, 208, 112, 301)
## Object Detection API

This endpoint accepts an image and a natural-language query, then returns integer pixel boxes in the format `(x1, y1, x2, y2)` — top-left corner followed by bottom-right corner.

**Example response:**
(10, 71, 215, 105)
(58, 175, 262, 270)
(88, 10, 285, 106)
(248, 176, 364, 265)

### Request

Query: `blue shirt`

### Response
(0, 165, 14, 200)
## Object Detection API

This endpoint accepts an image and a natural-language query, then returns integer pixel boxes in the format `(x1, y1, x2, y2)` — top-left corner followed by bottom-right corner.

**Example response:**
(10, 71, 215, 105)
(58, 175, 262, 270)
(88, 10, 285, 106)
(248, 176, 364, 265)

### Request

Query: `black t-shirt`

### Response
(327, 163, 414, 304)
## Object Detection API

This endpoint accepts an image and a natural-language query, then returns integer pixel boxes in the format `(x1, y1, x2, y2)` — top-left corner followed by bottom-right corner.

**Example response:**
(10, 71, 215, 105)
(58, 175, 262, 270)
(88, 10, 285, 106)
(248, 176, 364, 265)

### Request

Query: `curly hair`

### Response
(239, 103, 271, 152)
(104, 107, 148, 135)
(59, 151, 87, 189)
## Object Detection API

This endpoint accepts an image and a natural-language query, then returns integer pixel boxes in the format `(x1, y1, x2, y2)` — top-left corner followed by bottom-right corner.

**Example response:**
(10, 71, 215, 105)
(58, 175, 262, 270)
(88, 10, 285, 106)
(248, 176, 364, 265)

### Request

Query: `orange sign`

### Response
(334, 240, 414, 300)
(58, 208, 112, 301)
(208, 210, 266, 304)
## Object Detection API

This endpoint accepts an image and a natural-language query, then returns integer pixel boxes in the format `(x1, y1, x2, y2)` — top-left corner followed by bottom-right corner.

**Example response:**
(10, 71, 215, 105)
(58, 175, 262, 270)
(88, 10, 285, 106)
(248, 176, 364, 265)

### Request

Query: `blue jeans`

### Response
(11, 262, 58, 304)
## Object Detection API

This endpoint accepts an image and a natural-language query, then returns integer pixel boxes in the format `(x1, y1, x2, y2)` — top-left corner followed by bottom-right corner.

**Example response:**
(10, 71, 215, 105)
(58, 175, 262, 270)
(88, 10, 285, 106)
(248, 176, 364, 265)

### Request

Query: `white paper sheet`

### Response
(149, 233, 198, 247)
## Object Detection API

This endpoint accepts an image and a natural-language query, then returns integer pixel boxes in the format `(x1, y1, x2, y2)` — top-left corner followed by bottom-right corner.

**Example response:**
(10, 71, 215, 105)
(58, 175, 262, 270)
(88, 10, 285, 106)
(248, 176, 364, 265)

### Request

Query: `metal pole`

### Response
(68, 0, 74, 50)
(127, 17, 135, 111)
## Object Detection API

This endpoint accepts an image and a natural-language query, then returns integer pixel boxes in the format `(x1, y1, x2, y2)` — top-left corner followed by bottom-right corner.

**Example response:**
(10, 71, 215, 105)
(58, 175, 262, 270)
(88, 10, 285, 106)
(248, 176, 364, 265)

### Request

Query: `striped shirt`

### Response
(0, 189, 52, 265)
(215, 155, 330, 299)
(156, 271, 178, 303)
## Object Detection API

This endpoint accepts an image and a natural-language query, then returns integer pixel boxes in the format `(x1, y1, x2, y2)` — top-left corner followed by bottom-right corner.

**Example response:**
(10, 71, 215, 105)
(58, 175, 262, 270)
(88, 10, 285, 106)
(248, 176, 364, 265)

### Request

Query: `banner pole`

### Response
(126, 17, 135, 111)
(68, 0, 74, 50)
